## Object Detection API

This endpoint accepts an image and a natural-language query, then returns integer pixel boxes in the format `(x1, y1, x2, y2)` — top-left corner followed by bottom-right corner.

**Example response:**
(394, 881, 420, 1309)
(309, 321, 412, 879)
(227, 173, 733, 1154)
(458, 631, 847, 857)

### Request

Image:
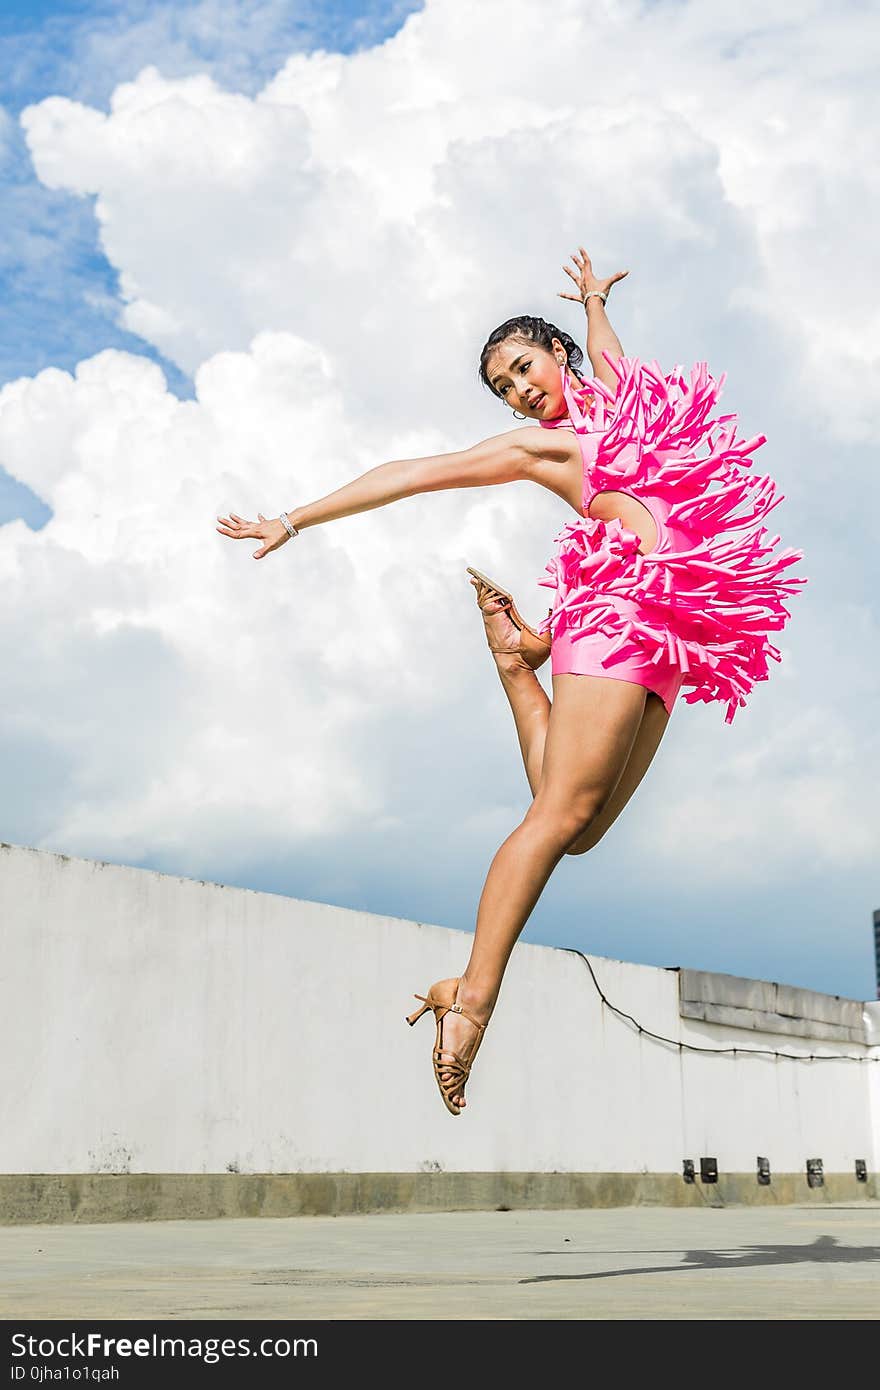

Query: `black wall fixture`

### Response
(682, 1159, 695, 1183)
(855, 1159, 868, 1182)
(806, 1157, 824, 1188)
(700, 1156, 718, 1183)
(757, 1156, 771, 1186)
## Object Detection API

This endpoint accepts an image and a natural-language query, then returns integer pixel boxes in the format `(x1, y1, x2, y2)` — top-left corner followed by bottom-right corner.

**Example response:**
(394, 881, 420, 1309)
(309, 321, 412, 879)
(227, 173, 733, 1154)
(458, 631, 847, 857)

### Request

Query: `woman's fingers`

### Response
(560, 246, 631, 298)
(217, 511, 288, 559)
(216, 513, 258, 538)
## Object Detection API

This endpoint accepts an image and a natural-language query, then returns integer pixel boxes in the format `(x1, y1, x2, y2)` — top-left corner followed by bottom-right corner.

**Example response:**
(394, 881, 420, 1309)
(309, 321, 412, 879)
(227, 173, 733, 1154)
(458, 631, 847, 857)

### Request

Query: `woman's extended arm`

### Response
(559, 246, 628, 392)
(216, 426, 555, 559)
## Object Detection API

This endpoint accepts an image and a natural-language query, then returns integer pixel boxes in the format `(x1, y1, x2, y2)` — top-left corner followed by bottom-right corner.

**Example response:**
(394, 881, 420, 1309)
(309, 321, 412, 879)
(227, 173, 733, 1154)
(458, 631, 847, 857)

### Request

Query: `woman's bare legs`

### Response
(565, 690, 669, 853)
(496, 660, 550, 793)
(475, 587, 550, 794)
(437, 673, 652, 1107)
(432, 596, 672, 1108)
(480, 596, 670, 848)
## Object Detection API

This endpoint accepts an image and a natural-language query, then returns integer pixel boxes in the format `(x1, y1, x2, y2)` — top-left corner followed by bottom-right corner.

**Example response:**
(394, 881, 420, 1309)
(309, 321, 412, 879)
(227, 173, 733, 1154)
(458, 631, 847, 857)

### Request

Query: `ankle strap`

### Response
(445, 1000, 485, 1032)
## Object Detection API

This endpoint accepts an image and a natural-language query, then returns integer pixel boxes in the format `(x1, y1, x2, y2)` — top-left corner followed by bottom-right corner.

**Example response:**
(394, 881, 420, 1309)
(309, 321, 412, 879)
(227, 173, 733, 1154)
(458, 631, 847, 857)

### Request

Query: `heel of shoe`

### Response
(517, 624, 552, 670)
(406, 996, 431, 1027)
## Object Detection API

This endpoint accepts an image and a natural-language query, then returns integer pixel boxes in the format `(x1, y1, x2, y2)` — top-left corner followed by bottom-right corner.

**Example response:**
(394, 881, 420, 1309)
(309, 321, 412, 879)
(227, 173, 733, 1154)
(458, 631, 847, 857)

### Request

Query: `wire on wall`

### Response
(563, 949, 878, 1063)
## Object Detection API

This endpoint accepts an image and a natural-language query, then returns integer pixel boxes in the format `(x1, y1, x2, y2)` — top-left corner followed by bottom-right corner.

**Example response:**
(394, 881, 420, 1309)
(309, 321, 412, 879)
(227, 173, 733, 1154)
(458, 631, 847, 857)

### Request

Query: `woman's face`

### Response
(484, 336, 569, 421)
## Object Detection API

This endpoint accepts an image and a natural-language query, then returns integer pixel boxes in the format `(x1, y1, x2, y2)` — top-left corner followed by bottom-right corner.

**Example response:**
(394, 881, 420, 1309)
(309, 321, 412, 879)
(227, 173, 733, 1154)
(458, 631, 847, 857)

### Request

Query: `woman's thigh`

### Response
(565, 690, 669, 854)
(528, 673, 649, 835)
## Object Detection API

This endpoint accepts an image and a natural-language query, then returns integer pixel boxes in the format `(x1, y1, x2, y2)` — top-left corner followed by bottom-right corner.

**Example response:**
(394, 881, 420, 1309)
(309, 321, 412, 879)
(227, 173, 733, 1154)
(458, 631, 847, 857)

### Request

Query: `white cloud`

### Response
(0, 332, 560, 870)
(3, 0, 878, 992)
(19, 0, 880, 441)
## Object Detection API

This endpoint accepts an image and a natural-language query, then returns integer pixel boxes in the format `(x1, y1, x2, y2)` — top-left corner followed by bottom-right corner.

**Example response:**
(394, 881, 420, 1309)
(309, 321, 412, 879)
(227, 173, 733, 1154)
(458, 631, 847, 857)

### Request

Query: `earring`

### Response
(513, 409, 526, 420)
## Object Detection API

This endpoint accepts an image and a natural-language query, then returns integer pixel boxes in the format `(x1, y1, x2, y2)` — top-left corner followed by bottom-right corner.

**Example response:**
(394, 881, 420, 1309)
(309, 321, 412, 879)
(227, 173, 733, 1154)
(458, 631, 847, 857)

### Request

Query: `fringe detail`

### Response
(537, 355, 807, 723)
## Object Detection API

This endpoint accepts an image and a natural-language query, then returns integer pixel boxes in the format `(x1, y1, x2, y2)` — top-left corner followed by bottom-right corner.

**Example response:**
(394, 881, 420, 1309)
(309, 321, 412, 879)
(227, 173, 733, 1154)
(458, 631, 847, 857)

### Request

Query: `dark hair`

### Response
(478, 315, 584, 396)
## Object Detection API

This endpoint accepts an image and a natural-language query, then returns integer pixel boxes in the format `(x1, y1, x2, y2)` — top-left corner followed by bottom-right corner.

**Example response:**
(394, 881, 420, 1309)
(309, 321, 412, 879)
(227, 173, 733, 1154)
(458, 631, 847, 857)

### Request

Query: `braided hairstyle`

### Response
(478, 315, 584, 397)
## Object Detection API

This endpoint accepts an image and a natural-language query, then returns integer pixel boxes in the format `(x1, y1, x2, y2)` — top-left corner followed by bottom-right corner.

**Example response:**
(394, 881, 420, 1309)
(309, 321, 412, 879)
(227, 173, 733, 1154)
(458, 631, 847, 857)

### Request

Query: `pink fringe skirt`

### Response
(536, 357, 806, 723)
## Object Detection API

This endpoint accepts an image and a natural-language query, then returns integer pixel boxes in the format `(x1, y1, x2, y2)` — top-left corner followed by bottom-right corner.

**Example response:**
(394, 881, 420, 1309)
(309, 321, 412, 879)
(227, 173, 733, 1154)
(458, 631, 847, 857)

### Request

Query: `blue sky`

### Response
(0, 0, 421, 526)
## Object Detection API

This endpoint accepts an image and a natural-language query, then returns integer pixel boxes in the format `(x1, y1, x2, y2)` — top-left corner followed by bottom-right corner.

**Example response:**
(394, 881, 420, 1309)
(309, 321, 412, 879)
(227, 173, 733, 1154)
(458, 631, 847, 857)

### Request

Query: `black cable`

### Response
(562, 948, 878, 1063)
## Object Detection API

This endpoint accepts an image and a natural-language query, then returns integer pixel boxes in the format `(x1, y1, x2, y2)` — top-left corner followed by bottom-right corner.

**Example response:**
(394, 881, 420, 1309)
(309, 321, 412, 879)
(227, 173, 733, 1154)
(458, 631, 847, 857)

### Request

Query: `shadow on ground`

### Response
(522, 1235, 880, 1283)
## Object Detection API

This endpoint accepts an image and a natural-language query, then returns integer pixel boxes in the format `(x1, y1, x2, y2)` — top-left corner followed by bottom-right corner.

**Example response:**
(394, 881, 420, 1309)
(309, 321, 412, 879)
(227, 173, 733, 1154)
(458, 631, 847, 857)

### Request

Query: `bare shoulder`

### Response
(510, 424, 580, 468)
(512, 425, 584, 511)
(505, 424, 579, 464)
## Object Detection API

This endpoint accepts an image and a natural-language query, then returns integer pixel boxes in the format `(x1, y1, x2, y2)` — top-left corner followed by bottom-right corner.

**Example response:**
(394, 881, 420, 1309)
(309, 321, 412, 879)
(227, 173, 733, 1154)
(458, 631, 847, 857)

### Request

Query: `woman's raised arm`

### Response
(216, 426, 550, 559)
(559, 247, 628, 392)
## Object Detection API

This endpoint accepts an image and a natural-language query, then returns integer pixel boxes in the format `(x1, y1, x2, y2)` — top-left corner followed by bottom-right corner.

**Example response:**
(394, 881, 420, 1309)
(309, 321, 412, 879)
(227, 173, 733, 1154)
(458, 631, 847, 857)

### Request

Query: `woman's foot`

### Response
(471, 579, 529, 674)
(406, 976, 493, 1114)
(467, 569, 551, 673)
(435, 978, 493, 1110)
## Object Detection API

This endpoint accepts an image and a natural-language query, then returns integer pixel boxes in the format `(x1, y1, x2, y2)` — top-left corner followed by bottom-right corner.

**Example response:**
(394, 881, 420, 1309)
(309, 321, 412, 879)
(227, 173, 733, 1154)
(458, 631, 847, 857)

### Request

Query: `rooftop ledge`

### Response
(677, 968, 880, 1046)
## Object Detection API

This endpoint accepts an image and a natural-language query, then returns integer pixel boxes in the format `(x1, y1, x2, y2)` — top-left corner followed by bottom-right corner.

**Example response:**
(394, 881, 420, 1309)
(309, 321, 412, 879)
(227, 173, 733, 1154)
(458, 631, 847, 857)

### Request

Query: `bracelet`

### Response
(582, 289, 607, 305)
(278, 511, 299, 539)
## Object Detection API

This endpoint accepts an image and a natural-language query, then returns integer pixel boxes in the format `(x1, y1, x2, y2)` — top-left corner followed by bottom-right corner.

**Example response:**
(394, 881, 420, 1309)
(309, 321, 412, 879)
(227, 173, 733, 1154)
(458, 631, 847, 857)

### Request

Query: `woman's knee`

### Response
(525, 794, 606, 853)
(565, 823, 605, 856)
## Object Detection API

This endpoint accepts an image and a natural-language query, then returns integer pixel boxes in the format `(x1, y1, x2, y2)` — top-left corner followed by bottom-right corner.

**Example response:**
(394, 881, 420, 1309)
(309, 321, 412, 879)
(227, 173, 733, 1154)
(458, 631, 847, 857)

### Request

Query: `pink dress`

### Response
(536, 355, 806, 722)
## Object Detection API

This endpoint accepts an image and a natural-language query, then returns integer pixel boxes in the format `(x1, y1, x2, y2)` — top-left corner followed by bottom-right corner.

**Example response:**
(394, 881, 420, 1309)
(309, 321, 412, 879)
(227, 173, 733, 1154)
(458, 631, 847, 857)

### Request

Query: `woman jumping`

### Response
(217, 248, 805, 1116)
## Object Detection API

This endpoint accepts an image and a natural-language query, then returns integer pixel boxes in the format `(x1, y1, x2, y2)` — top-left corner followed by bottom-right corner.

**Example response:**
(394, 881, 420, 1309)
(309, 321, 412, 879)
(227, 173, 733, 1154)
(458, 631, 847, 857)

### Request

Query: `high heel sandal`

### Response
(406, 977, 487, 1116)
(466, 566, 552, 671)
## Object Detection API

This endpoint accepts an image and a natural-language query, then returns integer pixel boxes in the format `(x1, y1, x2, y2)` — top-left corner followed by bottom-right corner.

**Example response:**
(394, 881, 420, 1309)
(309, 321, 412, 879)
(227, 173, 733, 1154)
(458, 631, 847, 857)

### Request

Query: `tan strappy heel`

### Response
(406, 977, 487, 1116)
(466, 567, 552, 670)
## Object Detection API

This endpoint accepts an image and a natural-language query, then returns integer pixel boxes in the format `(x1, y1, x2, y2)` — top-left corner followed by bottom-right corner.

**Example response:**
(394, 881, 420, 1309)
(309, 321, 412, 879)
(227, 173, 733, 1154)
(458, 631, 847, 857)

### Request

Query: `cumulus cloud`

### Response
(20, 0, 880, 436)
(2, 0, 878, 994)
(0, 332, 561, 862)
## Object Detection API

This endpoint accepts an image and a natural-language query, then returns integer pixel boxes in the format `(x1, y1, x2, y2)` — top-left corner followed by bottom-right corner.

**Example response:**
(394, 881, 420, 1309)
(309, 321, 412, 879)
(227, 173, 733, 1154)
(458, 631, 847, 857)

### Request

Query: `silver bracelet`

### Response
(278, 511, 299, 539)
(582, 289, 608, 305)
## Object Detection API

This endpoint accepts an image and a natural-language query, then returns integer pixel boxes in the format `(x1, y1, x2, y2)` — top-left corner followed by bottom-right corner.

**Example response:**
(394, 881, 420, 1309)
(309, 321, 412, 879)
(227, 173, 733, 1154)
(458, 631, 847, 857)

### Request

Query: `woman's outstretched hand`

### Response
(216, 511, 290, 559)
(558, 247, 628, 304)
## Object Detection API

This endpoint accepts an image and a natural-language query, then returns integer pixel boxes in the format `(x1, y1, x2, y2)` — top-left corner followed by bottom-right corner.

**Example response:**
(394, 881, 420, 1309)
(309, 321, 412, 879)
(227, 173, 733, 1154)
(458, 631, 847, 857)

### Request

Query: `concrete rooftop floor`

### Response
(2, 1202, 879, 1320)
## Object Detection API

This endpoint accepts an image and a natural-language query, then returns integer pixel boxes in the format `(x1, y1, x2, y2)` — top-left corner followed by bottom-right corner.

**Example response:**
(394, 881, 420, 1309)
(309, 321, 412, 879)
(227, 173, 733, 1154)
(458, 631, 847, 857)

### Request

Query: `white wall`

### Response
(2, 843, 877, 1176)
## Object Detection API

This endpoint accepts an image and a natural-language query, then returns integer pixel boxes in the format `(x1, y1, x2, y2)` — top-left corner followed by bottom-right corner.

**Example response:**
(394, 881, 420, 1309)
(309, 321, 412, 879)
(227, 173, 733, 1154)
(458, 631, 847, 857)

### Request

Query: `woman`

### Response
(217, 249, 805, 1116)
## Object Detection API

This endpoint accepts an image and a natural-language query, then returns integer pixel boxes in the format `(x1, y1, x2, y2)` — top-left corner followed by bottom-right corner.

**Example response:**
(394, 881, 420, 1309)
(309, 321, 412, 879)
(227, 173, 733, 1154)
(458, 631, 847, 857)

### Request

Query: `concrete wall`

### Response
(1, 844, 877, 1218)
